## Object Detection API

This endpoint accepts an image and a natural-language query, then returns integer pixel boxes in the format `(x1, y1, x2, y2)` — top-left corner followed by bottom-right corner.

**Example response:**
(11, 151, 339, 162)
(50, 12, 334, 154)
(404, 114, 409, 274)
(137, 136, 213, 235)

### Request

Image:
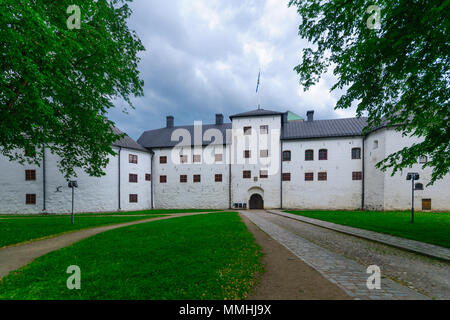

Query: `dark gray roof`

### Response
(282, 117, 368, 140)
(137, 123, 232, 149)
(112, 127, 149, 152)
(229, 108, 284, 120)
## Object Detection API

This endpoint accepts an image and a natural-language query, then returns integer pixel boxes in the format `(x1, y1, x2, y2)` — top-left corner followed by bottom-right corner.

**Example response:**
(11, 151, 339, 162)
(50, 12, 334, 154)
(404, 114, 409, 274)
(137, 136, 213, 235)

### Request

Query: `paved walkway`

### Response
(0, 212, 210, 278)
(242, 211, 429, 300)
(268, 210, 450, 262)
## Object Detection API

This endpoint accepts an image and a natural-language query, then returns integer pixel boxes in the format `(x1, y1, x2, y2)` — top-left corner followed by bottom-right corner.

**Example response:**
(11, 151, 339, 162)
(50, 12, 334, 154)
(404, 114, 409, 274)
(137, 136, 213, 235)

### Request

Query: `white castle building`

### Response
(1, 108, 449, 214)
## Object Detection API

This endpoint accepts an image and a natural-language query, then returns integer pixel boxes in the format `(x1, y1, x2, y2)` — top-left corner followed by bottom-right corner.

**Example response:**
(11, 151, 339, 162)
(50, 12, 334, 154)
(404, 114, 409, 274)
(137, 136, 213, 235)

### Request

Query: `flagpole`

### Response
(256, 68, 261, 109)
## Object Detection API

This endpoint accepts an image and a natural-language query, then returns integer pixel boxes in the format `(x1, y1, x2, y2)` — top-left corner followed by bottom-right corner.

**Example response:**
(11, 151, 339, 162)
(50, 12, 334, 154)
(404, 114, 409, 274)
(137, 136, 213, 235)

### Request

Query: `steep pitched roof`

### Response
(137, 123, 232, 149)
(229, 108, 284, 120)
(112, 127, 149, 152)
(282, 117, 368, 140)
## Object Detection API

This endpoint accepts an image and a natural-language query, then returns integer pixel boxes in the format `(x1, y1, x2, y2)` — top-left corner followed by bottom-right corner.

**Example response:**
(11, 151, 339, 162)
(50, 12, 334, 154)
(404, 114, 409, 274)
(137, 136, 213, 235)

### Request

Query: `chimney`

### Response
(166, 116, 174, 128)
(307, 110, 314, 122)
(216, 114, 224, 125)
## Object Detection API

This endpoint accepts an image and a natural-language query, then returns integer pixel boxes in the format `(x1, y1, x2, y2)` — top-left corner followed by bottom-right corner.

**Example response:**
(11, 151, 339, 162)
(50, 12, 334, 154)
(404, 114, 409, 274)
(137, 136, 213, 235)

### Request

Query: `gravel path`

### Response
(256, 211, 450, 300)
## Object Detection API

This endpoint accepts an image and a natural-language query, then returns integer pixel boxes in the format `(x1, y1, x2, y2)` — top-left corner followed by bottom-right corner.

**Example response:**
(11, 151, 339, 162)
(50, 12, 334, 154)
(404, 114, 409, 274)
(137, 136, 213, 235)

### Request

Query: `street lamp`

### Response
(68, 181, 78, 224)
(406, 173, 419, 223)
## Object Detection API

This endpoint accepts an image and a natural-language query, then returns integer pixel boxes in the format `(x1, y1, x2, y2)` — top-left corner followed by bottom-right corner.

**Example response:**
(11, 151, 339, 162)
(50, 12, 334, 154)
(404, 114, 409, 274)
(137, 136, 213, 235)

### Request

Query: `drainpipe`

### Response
(42, 146, 46, 212)
(118, 147, 121, 210)
(280, 140, 283, 209)
(229, 159, 232, 209)
(362, 137, 365, 210)
(150, 150, 154, 209)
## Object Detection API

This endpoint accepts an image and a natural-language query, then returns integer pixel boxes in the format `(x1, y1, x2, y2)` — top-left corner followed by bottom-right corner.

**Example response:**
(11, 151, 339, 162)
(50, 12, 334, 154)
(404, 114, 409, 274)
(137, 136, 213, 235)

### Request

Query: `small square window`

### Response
(160, 175, 167, 183)
(319, 149, 328, 160)
(129, 154, 138, 164)
(352, 148, 361, 160)
(145, 174, 151, 181)
(129, 174, 138, 183)
(26, 194, 36, 205)
(260, 150, 269, 158)
(243, 171, 251, 179)
(318, 172, 327, 181)
(419, 156, 428, 164)
(215, 174, 222, 182)
(260, 125, 269, 134)
(260, 170, 268, 179)
(193, 175, 201, 183)
(180, 155, 188, 164)
(352, 172, 363, 181)
(244, 150, 251, 158)
(305, 150, 314, 161)
(282, 173, 291, 181)
(305, 173, 314, 181)
(193, 155, 201, 163)
(160, 156, 167, 164)
(129, 194, 138, 203)
(25, 170, 36, 181)
(244, 126, 252, 135)
(215, 154, 223, 162)
(283, 151, 291, 162)
(180, 175, 187, 183)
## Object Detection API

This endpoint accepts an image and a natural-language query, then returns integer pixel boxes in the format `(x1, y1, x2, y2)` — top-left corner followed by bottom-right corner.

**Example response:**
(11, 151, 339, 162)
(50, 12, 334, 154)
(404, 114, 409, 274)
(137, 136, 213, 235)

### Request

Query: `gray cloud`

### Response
(108, 0, 357, 140)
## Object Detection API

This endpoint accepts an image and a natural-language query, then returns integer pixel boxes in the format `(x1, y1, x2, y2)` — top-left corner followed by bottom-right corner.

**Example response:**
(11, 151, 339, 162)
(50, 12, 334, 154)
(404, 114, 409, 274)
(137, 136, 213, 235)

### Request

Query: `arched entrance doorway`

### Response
(249, 194, 264, 209)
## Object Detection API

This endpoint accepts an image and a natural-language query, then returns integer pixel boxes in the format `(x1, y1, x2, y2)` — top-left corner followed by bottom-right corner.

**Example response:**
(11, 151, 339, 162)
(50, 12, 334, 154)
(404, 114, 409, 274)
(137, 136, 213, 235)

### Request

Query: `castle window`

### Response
(283, 151, 291, 161)
(243, 171, 251, 179)
(145, 174, 151, 181)
(352, 172, 363, 180)
(305, 173, 314, 181)
(260, 150, 269, 158)
(244, 150, 251, 158)
(26, 194, 36, 205)
(129, 174, 138, 183)
(352, 148, 361, 159)
(180, 155, 188, 164)
(160, 156, 167, 164)
(193, 175, 201, 183)
(415, 183, 424, 190)
(180, 175, 187, 183)
(215, 174, 223, 182)
(282, 173, 291, 181)
(260, 125, 269, 134)
(419, 156, 428, 164)
(244, 126, 252, 135)
(260, 170, 268, 179)
(215, 154, 223, 162)
(129, 154, 138, 164)
(25, 170, 36, 181)
(318, 172, 327, 181)
(193, 155, 201, 163)
(160, 175, 167, 183)
(319, 149, 328, 160)
(305, 150, 314, 161)
(373, 140, 379, 150)
(129, 194, 138, 203)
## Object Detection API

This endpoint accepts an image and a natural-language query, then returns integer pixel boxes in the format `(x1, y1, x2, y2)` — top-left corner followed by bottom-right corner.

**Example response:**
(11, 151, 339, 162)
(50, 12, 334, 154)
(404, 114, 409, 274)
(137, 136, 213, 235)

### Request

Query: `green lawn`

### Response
(0, 215, 165, 248)
(0, 212, 263, 300)
(286, 210, 450, 248)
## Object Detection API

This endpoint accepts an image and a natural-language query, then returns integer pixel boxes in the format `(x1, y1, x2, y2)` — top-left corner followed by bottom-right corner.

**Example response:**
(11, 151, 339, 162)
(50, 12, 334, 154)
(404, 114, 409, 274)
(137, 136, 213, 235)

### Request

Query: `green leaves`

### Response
(0, 0, 144, 179)
(289, 0, 449, 184)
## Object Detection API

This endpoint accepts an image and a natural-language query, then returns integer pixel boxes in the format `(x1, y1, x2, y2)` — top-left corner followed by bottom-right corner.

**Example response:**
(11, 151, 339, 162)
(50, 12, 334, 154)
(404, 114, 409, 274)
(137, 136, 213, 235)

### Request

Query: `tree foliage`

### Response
(289, 0, 449, 184)
(0, 0, 144, 179)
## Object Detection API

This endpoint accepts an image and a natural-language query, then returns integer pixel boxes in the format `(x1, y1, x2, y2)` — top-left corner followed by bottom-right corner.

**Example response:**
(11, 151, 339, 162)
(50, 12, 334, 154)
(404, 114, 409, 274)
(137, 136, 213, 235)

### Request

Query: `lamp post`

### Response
(68, 181, 78, 224)
(406, 173, 419, 224)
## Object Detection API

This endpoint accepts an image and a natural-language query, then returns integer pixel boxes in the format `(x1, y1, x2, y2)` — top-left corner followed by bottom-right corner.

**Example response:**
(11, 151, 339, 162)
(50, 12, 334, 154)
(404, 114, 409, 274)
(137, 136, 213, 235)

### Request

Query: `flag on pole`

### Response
(256, 70, 261, 93)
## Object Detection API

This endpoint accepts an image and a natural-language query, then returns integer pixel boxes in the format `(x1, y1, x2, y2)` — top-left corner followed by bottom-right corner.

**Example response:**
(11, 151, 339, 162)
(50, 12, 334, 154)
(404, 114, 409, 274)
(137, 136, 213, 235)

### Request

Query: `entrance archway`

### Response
(249, 194, 264, 209)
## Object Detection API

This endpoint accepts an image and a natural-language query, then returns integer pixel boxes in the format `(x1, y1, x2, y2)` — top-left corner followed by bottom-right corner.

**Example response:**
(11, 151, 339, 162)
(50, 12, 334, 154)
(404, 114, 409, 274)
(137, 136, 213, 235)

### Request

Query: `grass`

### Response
(0, 208, 221, 218)
(0, 212, 263, 300)
(286, 210, 450, 248)
(0, 215, 165, 248)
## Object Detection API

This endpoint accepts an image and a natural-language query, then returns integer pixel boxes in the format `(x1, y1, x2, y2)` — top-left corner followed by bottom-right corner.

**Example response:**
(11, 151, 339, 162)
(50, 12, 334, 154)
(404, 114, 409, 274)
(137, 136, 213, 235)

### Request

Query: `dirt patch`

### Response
(240, 213, 351, 300)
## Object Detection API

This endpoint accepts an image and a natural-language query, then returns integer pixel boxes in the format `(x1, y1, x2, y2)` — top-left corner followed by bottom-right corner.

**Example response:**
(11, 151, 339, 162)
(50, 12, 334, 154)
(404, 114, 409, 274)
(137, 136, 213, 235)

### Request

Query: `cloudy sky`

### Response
(108, 0, 357, 140)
